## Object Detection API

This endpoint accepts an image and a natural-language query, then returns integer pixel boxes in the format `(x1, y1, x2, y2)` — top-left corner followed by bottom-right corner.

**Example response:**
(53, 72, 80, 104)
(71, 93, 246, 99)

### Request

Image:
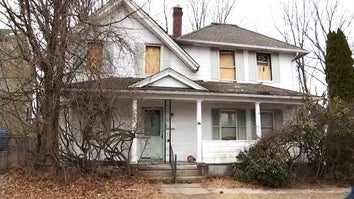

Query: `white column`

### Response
(255, 102, 261, 138)
(196, 100, 203, 162)
(130, 99, 139, 164)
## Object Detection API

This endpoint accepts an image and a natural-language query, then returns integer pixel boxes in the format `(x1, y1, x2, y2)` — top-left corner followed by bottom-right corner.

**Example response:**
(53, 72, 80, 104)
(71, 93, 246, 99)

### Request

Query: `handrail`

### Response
(169, 141, 177, 183)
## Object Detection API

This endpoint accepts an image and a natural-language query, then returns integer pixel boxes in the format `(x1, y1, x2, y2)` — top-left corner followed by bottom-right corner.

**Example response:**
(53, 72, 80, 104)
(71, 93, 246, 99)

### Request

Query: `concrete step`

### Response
(146, 175, 203, 183)
(136, 169, 200, 177)
(135, 164, 197, 171)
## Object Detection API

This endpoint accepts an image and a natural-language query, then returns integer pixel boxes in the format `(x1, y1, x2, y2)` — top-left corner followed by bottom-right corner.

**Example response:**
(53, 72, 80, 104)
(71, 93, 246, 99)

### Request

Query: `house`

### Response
(64, 0, 313, 175)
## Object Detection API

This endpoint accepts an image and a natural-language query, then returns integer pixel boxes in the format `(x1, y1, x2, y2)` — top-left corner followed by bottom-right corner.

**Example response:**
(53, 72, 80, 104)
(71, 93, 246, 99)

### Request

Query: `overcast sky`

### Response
(136, 0, 354, 42)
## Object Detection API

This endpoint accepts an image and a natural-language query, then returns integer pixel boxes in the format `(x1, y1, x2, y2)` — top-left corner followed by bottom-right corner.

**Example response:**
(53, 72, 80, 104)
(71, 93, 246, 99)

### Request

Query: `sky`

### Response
(136, 0, 354, 41)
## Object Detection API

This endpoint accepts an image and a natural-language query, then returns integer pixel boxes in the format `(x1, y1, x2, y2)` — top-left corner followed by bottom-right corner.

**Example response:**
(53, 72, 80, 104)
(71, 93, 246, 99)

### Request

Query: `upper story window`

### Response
(219, 51, 235, 80)
(87, 41, 103, 74)
(257, 53, 272, 81)
(145, 46, 161, 75)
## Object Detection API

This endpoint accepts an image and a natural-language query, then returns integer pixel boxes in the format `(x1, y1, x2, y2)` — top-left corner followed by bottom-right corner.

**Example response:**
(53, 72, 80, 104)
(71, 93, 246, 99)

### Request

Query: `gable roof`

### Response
(129, 68, 207, 91)
(94, 0, 200, 72)
(176, 23, 309, 55)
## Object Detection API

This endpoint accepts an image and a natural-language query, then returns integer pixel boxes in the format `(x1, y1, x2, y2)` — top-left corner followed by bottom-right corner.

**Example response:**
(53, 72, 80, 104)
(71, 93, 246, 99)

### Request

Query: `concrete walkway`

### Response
(160, 183, 350, 197)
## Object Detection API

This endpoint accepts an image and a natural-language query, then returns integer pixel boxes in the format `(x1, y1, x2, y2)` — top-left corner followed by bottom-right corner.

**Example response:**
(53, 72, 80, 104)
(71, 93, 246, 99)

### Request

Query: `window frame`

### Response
(256, 53, 272, 81)
(142, 107, 163, 137)
(145, 45, 161, 75)
(219, 50, 236, 80)
(212, 109, 247, 140)
(87, 41, 104, 74)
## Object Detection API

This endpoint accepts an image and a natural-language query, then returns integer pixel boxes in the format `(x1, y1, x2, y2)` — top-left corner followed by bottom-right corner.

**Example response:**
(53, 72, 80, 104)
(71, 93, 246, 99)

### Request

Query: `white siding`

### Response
(203, 140, 255, 163)
(171, 101, 197, 161)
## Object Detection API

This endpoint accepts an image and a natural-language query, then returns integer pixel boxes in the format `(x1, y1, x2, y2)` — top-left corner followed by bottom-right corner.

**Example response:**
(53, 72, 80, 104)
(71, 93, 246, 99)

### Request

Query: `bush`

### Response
(233, 144, 292, 187)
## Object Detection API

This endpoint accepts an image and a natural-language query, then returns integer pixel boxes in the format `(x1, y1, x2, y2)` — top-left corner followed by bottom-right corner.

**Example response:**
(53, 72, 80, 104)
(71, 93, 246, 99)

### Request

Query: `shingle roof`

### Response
(69, 77, 304, 97)
(196, 81, 303, 96)
(176, 23, 307, 54)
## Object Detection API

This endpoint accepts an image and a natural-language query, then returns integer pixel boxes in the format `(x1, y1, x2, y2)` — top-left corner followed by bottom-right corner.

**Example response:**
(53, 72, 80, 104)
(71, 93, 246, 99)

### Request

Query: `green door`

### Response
(141, 108, 163, 160)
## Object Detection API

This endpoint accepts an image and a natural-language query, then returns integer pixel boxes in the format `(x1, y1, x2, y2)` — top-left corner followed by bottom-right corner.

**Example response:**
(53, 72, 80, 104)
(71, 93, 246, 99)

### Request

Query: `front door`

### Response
(141, 108, 163, 160)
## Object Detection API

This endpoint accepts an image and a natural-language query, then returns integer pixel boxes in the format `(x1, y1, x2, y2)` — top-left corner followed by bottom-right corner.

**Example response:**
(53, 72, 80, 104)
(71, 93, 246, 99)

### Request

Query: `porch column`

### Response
(130, 99, 139, 164)
(255, 102, 262, 138)
(196, 100, 202, 162)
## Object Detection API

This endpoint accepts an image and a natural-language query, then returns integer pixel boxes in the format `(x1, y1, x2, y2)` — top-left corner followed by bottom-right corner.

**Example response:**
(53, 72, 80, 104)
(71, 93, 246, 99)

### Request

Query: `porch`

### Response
(129, 98, 297, 164)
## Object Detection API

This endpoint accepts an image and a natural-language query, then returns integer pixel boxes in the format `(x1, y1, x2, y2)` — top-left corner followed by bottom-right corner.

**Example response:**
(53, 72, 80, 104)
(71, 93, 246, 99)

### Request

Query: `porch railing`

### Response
(169, 141, 177, 183)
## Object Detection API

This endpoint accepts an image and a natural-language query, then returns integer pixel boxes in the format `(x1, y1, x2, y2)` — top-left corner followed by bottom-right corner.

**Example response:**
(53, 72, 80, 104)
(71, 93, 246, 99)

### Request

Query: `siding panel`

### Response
(236, 50, 245, 81)
(271, 53, 280, 82)
(210, 48, 219, 80)
(248, 51, 257, 81)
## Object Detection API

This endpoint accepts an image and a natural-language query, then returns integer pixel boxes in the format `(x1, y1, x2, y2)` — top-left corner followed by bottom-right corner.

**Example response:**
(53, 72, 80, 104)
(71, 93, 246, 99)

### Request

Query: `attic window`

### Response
(87, 41, 103, 74)
(219, 51, 235, 80)
(257, 53, 272, 81)
(145, 46, 161, 75)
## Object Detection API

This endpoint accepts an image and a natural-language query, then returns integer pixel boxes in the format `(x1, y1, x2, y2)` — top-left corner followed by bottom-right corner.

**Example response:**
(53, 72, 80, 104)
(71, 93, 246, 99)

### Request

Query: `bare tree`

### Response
(0, 0, 141, 176)
(276, 0, 353, 96)
(212, 0, 237, 24)
(187, 0, 237, 31)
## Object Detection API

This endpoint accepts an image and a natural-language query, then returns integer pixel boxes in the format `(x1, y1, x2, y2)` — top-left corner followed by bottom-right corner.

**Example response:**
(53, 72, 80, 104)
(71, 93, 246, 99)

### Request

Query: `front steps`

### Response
(133, 162, 203, 183)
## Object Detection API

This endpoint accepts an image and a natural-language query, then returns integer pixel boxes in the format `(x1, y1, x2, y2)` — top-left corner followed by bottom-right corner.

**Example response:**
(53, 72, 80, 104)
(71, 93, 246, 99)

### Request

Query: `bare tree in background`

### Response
(276, 0, 353, 96)
(187, 0, 237, 31)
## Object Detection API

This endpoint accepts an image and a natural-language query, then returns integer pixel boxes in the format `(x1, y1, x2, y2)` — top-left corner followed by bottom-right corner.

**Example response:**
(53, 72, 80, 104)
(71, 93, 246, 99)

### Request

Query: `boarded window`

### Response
(257, 53, 272, 81)
(145, 46, 160, 75)
(87, 42, 103, 74)
(220, 51, 235, 80)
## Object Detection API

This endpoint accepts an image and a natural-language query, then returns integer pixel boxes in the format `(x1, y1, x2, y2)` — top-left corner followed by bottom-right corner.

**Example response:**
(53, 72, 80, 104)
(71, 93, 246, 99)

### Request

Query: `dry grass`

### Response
(1, 169, 158, 199)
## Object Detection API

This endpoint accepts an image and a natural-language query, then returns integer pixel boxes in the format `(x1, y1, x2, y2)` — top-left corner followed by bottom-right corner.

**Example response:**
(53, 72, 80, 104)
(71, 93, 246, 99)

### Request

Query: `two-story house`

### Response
(66, 0, 312, 172)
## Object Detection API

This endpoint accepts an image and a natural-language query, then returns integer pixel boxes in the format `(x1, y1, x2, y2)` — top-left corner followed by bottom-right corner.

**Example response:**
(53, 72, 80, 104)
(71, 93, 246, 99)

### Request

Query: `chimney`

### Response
(173, 5, 183, 38)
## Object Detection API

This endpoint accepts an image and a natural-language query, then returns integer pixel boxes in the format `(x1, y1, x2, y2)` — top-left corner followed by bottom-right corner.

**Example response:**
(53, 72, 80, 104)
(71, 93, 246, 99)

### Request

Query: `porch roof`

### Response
(70, 77, 305, 97)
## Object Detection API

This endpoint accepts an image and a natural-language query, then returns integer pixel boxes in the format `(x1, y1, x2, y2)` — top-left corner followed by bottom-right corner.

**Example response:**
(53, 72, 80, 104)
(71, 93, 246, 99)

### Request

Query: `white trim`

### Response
(129, 68, 208, 91)
(196, 100, 203, 162)
(130, 99, 139, 163)
(255, 102, 261, 138)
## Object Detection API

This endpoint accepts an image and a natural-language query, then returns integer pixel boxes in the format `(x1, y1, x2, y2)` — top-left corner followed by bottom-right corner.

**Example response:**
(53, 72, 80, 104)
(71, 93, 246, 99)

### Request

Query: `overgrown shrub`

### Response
(233, 137, 292, 187)
(234, 97, 354, 186)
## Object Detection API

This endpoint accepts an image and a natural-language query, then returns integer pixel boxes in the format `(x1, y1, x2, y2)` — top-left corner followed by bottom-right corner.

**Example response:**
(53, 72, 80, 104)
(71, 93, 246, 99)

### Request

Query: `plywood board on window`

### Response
(145, 46, 160, 75)
(87, 42, 103, 74)
(258, 65, 272, 81)
(220, 51, 235, 80)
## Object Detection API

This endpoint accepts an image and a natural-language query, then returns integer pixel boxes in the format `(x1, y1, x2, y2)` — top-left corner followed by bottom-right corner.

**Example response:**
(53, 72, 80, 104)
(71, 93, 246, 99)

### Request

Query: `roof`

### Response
(69, 77, 304, 97)
(176, 23, 308, 55)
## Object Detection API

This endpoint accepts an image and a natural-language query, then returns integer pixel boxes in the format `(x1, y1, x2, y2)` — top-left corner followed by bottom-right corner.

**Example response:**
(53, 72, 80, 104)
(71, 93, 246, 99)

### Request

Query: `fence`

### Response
(0, 135, 36, 170)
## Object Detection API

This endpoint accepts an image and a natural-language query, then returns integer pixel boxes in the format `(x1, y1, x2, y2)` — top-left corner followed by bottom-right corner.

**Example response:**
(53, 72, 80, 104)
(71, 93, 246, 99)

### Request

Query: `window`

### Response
(212, 109, 246, 140)
(143, 109, 161, 136)
(87, 42, 103, 74)
(261, 111, 274, 135)
(257, 53, 272, 81)
(145, 46, 160, 75)
(219, 51, 235, 80)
